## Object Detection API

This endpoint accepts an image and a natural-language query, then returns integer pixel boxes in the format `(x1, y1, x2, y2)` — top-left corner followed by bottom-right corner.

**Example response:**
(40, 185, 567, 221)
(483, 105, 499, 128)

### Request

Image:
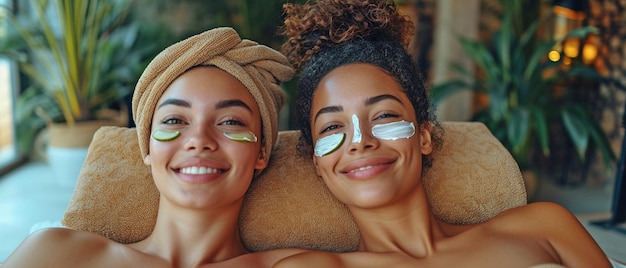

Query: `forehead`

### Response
(160, 66, 258, 109)
(313, 63, 406, 105)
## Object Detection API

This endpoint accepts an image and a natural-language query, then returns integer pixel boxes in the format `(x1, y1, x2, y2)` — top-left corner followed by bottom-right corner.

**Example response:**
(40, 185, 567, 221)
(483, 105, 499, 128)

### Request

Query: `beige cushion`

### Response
(62, 122, 526, 252)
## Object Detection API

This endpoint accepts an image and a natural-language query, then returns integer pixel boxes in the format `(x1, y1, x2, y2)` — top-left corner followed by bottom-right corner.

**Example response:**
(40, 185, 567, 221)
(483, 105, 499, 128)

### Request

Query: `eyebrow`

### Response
(365, 94, 403, 106)
(158, 98, 190, 109)
(313, 106, 343, 123)
(157, 98, 253, 113)
(215, 99, 253, 113)
(313, 94, 403, 123)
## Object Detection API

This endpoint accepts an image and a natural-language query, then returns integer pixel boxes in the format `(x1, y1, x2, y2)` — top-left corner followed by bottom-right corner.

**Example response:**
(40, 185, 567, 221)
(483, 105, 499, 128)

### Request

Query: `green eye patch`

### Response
(223, 131, 258, 143)
(152, 129, 181, 141)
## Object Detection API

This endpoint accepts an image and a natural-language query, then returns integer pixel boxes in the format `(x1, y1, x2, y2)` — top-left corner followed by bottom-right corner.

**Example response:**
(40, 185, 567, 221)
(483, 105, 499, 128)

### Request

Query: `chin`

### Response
(348, 193, 396, 208)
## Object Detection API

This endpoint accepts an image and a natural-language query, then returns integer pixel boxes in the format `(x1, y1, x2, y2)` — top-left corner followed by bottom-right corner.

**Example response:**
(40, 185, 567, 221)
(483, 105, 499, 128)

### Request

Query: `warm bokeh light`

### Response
(562, 56, 572, 66)
(582, 34, 600, 65)
(548, 50, 562, 62)
(582, 43, 598, 64)
(563, 38, 581, 58)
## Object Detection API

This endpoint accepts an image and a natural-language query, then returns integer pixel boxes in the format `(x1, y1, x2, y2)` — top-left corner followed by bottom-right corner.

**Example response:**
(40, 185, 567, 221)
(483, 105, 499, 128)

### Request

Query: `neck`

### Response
(131, 196, 248, 267)
(349, 187, 447, 258)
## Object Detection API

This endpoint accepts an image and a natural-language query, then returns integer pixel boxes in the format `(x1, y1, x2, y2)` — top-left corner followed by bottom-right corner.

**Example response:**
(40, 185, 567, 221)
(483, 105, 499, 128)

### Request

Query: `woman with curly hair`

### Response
(276, 0, 611, 267)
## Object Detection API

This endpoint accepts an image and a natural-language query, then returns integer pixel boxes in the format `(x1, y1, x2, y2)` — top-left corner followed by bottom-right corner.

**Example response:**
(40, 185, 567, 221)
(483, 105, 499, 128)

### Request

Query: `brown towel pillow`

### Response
(62, 122, 526, 252)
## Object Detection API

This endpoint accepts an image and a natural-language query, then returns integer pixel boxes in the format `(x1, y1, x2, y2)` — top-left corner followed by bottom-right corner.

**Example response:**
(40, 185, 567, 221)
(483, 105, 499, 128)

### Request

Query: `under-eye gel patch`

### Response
(223, 131, 258, 143)
(314, 133, 346, 157)
(371, 120, 415, 140)
(351, 114, 362, 143)
(152, 129, 180, 141)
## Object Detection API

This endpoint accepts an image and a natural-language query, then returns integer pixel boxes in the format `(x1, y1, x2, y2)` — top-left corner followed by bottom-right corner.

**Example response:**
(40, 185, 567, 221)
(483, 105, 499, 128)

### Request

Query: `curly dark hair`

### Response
(280, 0, 442, 170)
(281, 0, 413, 70)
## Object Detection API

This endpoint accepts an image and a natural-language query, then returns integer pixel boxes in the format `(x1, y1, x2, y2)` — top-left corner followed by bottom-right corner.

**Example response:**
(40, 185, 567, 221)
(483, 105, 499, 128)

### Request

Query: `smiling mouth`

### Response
(178, 166, 225, 175)
(348, 165, 378, 173)
(345, 163, 393, 174)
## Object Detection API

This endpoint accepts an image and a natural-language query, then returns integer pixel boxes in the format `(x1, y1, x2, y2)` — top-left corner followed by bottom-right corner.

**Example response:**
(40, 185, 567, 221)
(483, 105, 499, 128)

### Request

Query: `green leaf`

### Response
(429, 79, 473, 104)
(458, 36, 500, 80)
(496, 11, 512, 86)
(530, 106, 549, 156)
(519, 20, 540, 48)
(487, 83, 508, 122)
(507, 107, 530, 157)
(586, 114, 617, 165)
(523, 41, 556, 80)
(565, 26, 600, 40)
(561, 108, 590, 160)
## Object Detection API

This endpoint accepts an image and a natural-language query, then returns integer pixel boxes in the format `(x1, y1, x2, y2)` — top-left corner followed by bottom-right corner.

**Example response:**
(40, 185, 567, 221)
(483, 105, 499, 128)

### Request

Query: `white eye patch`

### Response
(223, 131, 258, 143)
(314, 133, 346, 157)
(371, 120, 415, 140)
(352, 114, 362, 143)
(313, 120, 414, 157)
(313, 114, 361, 157)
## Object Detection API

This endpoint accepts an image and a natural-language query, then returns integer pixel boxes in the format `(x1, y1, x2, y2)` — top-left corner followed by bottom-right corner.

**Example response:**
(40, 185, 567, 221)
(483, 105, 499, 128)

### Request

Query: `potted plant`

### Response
(3, 0, 150, 185)
(430, 0, 622, 197)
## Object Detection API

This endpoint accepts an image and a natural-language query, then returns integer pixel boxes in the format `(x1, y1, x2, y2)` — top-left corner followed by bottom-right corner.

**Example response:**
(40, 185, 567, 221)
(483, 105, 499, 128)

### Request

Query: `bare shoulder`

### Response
(484, 202, 611, 267)
(484, 202, 586, 237)
(490, 202, 575, 227)
(3, 227, 140, 267)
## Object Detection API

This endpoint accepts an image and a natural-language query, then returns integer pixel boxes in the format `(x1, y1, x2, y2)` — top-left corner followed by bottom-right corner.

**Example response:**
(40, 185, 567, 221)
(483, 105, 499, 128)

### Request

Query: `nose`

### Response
(348, 115, 378, 152)
(348, 131, 378, 153)
(184, 124, 218, 152)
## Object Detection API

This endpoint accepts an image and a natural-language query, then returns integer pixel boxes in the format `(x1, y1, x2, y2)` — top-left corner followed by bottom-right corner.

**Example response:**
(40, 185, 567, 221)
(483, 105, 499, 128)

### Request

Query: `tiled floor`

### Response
(1, 161, 625, 264)
(0, 162, 74, 262)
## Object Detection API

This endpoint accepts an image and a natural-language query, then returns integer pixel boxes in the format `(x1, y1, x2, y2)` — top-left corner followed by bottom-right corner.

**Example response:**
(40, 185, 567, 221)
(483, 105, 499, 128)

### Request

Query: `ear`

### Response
(419, 123, 433, 155)
(312, 155, 321, 176)
(143, 154, 152, 166)
(255, 146, 269, 170)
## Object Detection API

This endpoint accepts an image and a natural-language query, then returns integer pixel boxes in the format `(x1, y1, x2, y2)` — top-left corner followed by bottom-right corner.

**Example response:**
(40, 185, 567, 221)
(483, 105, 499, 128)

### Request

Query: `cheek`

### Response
(313, 153, 339, 177)
(148, 138, 177, 165)
(399, 139, 426, 173)
(221, 139, 263, 163)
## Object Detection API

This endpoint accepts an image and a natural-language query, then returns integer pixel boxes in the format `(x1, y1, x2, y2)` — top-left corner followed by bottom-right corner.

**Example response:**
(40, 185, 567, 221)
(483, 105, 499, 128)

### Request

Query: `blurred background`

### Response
(0, 0, 625, 262)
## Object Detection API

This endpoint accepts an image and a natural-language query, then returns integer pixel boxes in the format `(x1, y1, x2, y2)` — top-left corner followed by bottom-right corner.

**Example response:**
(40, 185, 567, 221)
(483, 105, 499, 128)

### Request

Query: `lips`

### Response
(347, 165, 379, 173)
(340, 157, 395, 180)
(173, 158, 229, 183)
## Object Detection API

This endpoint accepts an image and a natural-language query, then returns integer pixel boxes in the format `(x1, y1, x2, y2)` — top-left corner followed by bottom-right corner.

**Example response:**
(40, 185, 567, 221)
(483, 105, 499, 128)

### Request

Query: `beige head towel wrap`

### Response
(132, 27, 294, 172)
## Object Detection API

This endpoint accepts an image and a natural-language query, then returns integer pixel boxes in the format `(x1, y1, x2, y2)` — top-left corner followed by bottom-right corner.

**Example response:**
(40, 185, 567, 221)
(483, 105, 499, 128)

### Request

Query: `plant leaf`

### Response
(530, 106, 549, 156)
(429, 79, 473, 104)
(496, 11, 511, 87)
(586, 113, 617, 165)
(458, 36, 500, 80)
(561, 107, 589, 160)
(507, 107, 530, 157)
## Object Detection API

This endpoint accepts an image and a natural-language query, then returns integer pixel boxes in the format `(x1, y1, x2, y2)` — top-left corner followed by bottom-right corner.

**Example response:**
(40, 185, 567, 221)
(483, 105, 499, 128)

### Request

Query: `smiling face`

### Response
(144, 66, 267, 210)
(310, 63, 433, 209)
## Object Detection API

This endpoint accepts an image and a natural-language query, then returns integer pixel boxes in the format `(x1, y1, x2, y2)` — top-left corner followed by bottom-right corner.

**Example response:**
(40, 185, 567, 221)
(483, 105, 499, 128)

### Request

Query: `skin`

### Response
(3, 66, 302, 268)
(274, 63, 611, 268)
